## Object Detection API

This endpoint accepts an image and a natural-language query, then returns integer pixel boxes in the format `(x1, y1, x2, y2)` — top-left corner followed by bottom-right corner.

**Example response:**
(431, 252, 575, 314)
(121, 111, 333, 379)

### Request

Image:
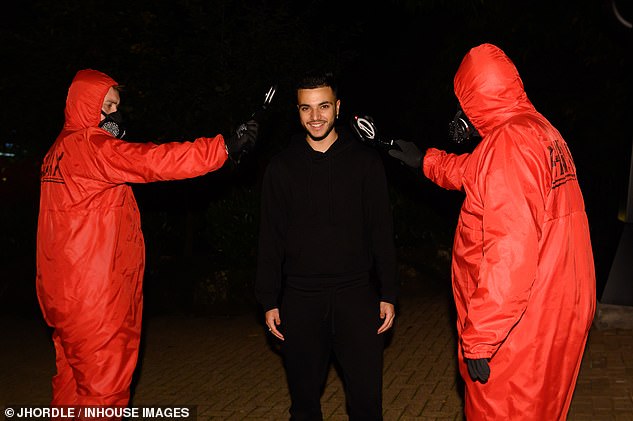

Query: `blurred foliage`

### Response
(0, 0, 630, 314)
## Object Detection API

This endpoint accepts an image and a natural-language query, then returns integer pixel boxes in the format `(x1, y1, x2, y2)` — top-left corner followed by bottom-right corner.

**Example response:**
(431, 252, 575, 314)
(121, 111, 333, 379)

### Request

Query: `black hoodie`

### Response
(255, 128, 398, 311)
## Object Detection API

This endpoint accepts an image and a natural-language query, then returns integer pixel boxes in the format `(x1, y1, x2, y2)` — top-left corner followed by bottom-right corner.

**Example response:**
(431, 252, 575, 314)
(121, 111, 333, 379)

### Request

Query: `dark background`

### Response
(1, 0, 631, 316)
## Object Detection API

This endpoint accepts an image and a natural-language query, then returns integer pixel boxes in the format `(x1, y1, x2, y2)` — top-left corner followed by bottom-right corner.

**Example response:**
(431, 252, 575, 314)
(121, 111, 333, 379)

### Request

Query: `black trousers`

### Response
(280, 274, 384, 421)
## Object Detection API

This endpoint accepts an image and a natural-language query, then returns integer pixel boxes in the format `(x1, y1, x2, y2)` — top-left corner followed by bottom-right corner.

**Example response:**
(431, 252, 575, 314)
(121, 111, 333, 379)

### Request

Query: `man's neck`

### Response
(306, 130, 338, 153)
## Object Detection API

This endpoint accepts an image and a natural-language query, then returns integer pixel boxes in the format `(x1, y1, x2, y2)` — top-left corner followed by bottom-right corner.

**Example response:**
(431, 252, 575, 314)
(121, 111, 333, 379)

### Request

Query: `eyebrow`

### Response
(103, 100, 119, 107)
(299, 101, 333, 108)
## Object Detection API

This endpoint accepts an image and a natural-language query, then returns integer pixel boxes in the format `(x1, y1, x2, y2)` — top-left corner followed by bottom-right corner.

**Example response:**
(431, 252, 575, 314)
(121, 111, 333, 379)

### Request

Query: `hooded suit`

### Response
(423, 44, 595, 419)
(36, 69, 228, 406)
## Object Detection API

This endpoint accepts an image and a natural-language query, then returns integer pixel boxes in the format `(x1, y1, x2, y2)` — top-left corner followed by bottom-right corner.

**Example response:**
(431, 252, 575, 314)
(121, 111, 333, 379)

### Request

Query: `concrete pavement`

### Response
(1, 269, 632, 420)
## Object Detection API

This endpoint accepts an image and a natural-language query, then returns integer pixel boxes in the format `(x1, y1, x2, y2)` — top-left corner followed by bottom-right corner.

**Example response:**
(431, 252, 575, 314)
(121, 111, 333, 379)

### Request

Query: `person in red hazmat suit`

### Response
(387, 43, 596, 419)
(36, 69, 258, 407)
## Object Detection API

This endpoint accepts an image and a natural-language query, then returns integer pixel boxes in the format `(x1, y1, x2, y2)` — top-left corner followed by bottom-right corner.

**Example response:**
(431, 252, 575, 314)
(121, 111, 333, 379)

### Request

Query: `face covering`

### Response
(448, 108, 479, 144)
(99, 110, 126, 139)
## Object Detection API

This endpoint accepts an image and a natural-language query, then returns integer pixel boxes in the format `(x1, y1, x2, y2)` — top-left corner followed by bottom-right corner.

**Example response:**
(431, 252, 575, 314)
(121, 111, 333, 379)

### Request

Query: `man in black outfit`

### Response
(255, 71, 398, 421)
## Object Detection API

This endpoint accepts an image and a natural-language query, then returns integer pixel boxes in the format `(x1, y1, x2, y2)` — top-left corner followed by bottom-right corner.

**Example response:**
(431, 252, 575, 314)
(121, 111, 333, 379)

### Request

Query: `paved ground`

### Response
(1, 270, 632, 420)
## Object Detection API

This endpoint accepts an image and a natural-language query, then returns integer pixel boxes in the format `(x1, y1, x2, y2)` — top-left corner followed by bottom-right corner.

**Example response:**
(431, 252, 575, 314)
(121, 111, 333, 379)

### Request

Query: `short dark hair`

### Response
(294, 70, 338, 98)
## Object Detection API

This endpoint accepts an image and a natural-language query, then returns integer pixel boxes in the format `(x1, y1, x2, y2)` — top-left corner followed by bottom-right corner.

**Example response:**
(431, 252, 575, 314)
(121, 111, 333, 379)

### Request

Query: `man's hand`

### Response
(225, 119, 258, 161)
(388, 139, 423, 169)
(465, 358, 490, 383)
(377, 301, 395, 334)
(265, 308, 284, 340)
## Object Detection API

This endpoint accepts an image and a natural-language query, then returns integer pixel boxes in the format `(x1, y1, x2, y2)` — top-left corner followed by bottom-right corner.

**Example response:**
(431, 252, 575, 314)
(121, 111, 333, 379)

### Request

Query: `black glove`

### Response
(388, 139, 423, 169)
(225, 120, 258, 161)
(465, 358, 490, 383)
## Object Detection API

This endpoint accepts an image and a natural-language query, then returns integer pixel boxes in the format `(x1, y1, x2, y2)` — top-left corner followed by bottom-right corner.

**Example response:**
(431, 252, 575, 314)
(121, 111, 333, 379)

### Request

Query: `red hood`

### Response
(63, 69, 118, 131)
(453, 43, 535, 138)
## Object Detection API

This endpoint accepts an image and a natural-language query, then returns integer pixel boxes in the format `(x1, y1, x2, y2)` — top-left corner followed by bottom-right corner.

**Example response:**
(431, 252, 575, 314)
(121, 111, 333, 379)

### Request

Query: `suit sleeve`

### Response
(423, 148, 471, 191)
(364, 153, 398, 304)
(81, 130, 228, 184)
(461, 129, 549, 359)
(254, 162, 287, 311)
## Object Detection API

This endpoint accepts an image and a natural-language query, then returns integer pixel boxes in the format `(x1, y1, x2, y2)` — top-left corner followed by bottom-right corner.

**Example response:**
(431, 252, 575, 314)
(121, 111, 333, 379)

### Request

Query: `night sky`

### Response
(1, 0, 631, 315)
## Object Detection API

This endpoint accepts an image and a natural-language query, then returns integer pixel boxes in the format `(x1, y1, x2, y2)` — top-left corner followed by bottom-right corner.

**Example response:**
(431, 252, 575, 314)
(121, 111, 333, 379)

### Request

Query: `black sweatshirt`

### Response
(255, 128, 398, 311)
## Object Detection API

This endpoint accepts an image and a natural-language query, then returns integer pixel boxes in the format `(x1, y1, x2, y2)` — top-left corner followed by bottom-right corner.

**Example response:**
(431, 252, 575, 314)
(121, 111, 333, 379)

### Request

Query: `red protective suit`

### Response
(36, 69, 228, 406)
(423, 44, 596, 419)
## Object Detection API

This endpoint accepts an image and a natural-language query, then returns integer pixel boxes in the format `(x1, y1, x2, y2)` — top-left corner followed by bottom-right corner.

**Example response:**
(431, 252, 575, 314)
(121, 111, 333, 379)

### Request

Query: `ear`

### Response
(336, 99, 341, 118)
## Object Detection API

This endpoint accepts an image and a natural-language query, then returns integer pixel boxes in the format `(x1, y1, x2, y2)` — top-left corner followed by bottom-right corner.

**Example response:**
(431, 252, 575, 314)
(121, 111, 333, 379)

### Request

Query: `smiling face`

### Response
(297, 86, 340, 151)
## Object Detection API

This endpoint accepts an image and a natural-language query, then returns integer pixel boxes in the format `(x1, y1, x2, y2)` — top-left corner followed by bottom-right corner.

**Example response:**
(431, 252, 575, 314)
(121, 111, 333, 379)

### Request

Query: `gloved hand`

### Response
(225, 119, 258, 161)
(465, 358, 490, 383)
(388, 139, 423, 169)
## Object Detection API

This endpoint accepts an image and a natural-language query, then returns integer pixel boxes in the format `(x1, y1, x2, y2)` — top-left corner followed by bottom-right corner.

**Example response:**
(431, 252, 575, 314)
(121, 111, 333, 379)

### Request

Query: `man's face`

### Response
(297, 86, 340, 142)
(101, 87, 120, 121)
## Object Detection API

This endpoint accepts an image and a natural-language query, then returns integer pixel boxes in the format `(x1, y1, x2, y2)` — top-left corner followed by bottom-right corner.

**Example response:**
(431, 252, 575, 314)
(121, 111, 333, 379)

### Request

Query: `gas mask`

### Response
(99, 110, 126, 139)
(448, 108, 479, 144)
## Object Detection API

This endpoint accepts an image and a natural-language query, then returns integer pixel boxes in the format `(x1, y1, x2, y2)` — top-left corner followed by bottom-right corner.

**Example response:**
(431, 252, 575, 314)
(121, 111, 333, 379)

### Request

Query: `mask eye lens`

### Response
(448, 116, 466, 144)
(458, 117, 472, 137)
(449, 109, 479, 144)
